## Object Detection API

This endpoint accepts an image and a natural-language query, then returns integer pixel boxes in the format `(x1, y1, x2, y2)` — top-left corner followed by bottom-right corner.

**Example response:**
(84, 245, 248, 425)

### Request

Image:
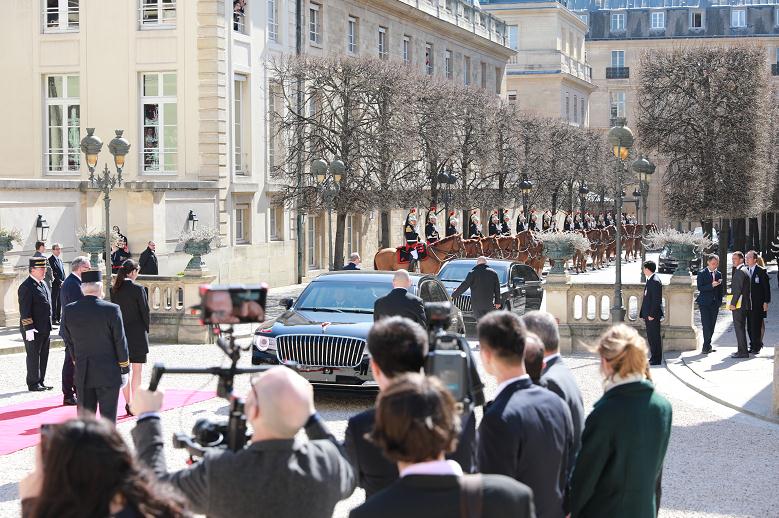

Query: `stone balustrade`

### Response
(544, 272, 699, 353)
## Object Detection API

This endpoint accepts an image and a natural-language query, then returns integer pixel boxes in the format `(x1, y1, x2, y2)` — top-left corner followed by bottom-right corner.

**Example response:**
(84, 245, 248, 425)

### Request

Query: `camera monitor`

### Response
(200, 284, 268, 324)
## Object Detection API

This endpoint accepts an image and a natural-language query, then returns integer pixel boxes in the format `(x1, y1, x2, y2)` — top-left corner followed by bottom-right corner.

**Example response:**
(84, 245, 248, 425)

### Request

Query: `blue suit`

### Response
(59, 273, 83, 400)
(696, 268, 722, 353)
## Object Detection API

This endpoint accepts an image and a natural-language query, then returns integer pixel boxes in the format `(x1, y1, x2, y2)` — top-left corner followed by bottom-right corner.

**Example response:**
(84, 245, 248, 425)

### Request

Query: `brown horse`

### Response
(623, 224, 637, 262)
(603, 225, 618, 263)
(572, 229, 590, 273)
(462, 238, 484, 258)
(496, 235, 519, 260)
(526, 233, 546, 274)
(373, 234, 465, 274)
(586, 228, 605, 270)
(480, 236, 501, 258)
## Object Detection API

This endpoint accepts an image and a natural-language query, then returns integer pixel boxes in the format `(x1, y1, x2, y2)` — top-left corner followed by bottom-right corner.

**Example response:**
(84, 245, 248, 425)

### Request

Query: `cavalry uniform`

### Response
(516, 214, 526, 233)
(528, 212, 538, 231)
(564, 215, 573, 232)
(573, 214, 582, 230)
(542, 211, 551, 231)
(425, 208, 440, 244)
(468, 212, 483, 239)
(500, 214, 512, 236)
(488, 213, 500, 237)
(446, 212, 459, 237)
(18, 257, 53, 391)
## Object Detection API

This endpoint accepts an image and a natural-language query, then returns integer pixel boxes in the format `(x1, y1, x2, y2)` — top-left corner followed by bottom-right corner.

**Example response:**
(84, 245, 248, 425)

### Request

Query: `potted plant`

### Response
(537, 231, 590, 274)
(645, 228, 713, 276)
(179, 226, 220, 274)
(0, 227, 22, 271)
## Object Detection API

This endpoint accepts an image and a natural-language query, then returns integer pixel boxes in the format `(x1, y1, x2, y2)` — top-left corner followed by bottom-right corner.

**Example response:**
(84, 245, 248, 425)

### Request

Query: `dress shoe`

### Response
(125, 404, 134, 417)
(730, 353, 749, 359)
(702, 347, 716, 354)
(28, 385, 46, 392)
(39, 384, 53, 390)
(63, 397, 77, 406)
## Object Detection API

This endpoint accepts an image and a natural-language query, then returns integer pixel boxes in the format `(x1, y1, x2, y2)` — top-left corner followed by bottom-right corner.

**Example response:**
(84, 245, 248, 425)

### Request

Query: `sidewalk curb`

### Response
(0, 338, 65, 356)
(663, 353, 779, 426)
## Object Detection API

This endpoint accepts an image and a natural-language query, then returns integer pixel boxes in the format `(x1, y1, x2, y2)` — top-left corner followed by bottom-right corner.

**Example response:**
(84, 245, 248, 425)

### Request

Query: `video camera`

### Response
(148, 283, 295, 460)
(423, 302, 485, 412)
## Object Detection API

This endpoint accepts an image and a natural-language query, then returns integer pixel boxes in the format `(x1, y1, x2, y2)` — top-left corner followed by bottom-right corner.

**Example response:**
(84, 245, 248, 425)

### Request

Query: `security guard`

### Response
(60, 270, 129, 423)
(425, 210, 440, 244)
(468, 211, 483, 239)
(18, 257, 53, 392)
(446, 212, 459, 237)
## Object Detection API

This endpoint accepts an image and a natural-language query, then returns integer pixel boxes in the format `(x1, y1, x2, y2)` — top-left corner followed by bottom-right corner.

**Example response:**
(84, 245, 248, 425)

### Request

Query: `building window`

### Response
(481, 62, 487, 89)
(235, 205, 249, 244)
(268, 0, 278, 42)
(43, 0, 79, 32)
(495, 66, 503, 94)
(690, 10, 703, 29)
(403, 35, 411, 64)
(507, 90, 517, 103)
(378, 26, 388, 59)
(464, 56, 471, 85)
(775, 7, 779, 27)
(578, 13, 589, 30)
(45, 75, 80, 174)
(141, 72, 177, 174)
(307, 216, 318, 268)
(425, 43, 434, 75)
(267, 81, 281, 172)
(445, 50, 453, 79)
(508, 25, 519, 50)
(565, 92, 570, 121)
(270, 205, 283, 240)
(610, 90, 626, 124)
(611, 50, 625, 68)
(139, 0, 176, 28)
(573, 95, 578, 123)
(731, 8, 745, 28)
(445, 0, 453, 12)
(581, 99, 586, 124)
(233, 0, 247, 33)
(347, 17, 358, 54)
(346, 215, 360, 254)
(233, 76, 246, 175)
(309, 3, 321, 44)
(650, 11, 665, 30)
(610, 12, 625, 32)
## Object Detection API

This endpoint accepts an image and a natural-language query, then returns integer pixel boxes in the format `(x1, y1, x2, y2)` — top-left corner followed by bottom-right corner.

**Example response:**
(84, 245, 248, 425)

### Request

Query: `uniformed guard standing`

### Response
(488, 212, 500, 237)
(500, 212, 512, 236)
(425, 209, 440, 244)
(468, 211, 483, 239)
(516, 211, 526, 233)
(60, 270, 129, 423)
(446, 211, 459, 237)
(18, 257, 53, 392)
(404, 209, 421, 270)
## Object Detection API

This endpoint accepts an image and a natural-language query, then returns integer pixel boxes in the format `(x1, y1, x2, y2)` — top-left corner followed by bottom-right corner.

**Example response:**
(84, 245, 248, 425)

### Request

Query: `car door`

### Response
(514, 264, 543, 310)
(427, 279, 464, 333)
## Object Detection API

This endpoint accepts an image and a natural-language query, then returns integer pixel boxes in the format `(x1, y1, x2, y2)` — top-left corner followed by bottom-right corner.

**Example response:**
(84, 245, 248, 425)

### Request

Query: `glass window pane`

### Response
(48, 105, 63, 125)
(163, 103, 177, 124)
(163, 127, 177, 149)
(144, 152, 159, 171)
(49, 127, 64, 149)
(47, 76, 63, 98)
(144, 126, 159, 149)
(162, 73, 176, 96)
(164, 152, 176, 171)
(67, 127, 80, 149)
(144, 104, 160, 124)
(67, 153, 80, 170)
(67, 76, 79, 98)
(49, 153, 63, 171)
(162, 7, 176, 22)
(67, 105, 80, 126)
(143, 74, 158, 96)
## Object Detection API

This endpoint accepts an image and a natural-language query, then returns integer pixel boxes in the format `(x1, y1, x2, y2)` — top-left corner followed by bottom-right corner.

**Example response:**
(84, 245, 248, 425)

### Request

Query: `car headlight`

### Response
(252, 335, 276, 351)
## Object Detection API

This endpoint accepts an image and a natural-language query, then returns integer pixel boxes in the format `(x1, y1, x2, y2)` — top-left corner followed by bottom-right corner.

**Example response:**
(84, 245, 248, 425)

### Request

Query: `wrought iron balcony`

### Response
(606, 66, 630, 79)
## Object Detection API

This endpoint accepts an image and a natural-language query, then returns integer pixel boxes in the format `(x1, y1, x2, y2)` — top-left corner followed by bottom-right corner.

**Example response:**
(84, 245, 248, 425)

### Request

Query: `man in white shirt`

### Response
(727, 251, 750, 359)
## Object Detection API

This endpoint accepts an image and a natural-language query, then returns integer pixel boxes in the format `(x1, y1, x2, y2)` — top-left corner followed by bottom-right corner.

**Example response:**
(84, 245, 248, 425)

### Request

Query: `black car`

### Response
(658, 246, 703, 274)
(251, 271, 464, 389)
(437, 259, 544, 327)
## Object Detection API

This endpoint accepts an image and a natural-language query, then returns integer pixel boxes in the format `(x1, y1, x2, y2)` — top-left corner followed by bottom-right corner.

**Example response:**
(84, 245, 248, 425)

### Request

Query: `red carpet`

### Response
(0, 389, 215, 456)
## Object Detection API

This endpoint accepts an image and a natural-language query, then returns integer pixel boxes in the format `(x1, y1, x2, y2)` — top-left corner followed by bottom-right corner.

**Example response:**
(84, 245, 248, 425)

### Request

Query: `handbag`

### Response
(459, 474, 483, 518)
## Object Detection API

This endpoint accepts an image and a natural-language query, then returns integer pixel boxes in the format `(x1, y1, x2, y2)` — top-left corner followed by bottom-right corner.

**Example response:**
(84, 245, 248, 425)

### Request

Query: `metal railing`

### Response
(606, 66, 630, 79)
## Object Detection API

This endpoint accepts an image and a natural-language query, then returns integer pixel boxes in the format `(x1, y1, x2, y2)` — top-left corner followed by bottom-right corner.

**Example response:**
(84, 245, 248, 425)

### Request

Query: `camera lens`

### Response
(192, 418, 224, 447)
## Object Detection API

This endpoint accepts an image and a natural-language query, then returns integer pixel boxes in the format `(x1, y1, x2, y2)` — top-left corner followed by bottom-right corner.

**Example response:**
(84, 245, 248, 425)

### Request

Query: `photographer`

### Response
(130, 366, 355, 518)
(349, 373, 535, 518)
(344, 317, 479, 499)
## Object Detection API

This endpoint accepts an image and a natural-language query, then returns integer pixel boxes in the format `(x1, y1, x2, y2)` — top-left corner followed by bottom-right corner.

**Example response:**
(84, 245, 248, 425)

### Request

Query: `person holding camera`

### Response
(19, 416, 189, 518)
(130, 366, 356, 518)
(345, 316, 481, 499)
(349, 373, 536, 518)
(476, 311, 573, 518)
(451, 257, 501, 320)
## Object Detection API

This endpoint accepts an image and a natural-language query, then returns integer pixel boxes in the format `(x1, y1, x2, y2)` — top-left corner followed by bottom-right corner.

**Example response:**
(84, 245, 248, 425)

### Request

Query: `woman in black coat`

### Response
(111, 259, 150, 416)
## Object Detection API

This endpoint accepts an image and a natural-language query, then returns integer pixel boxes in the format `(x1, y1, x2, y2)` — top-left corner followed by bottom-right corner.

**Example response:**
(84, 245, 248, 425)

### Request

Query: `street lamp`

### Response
(436, 169, 457, 226)
(520, 176, 533, 219)
(35, 215, 50, 242)
(80, 128, 130, 298)
(607, 118, 634, 323)
(187, 210, 199, 232)
(578, 182, 589, 215)
(312, 158, 344, 271)
(632, 155, 655, 281)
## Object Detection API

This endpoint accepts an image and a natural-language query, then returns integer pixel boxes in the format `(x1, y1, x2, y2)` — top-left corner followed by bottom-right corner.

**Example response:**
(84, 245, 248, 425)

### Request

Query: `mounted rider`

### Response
(445, 211, 459, 237)
(425, 207, 440, 244)
(404, 208, 422, 271)
(500, 211, 512, 236)
(468, 210, 483, 239)
(488, 211, 501, 237)
(516, 211, 526, 233)
(528, 210, 538, 231)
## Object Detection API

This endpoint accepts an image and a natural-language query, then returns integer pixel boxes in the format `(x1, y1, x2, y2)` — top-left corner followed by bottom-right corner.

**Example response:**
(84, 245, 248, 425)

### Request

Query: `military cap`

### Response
(29, 257, 47, 269)
(81, 270, 103, 283)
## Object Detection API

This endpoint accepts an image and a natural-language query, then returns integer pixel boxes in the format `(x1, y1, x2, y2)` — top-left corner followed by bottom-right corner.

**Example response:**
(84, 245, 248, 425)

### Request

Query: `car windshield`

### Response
(295, 280, 394, 313)
(438, 263, 508, 284)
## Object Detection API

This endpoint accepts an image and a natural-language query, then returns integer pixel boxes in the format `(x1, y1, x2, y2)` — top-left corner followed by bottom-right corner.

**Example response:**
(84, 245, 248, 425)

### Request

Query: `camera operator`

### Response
(344, 317, 480, 499)
(349, 373, 535, 518)
(130, 366, 356, 518)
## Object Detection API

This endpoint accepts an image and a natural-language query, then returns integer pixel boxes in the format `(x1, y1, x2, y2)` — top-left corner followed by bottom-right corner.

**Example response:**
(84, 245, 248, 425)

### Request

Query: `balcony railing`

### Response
(772, 63, 779, 76)
(606, 66, 630, 79)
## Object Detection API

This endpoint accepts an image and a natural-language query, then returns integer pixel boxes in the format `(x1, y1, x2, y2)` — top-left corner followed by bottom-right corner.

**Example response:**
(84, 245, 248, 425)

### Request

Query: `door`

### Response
(513, 264, 543, 310)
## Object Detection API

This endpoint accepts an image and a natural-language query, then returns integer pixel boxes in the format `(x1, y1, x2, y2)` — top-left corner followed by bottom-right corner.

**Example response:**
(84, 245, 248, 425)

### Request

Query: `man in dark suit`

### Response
(47, 243, 65, 324)
(477, 311, 573, 518)
(349, 373, 535, 518)
(373, 270, 426, 327)
(59, 270, 129, 423)
(640, 260, 664, 366)
(342, 252, 361, 270)
(745, 250, 770, 355)
(696, 254, 723, 354)
(59, 256, 91, 405)
(32, 241, 53, 290)
(138, 241, 158, 275)
(18, 257, 53, 392)
(131, 366, 356, 518)
(451, 256, 501, 321)
(728, 251, 750, 359)
(523, 310, 585, 485)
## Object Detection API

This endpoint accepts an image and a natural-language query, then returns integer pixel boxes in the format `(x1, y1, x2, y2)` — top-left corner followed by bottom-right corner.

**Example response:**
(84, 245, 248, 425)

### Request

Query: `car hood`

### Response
(255, 308, 373, 337)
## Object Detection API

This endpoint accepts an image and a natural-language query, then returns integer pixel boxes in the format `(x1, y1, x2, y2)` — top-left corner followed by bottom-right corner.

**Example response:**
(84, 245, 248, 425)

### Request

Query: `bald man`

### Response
(131, 367, 355, 518)
(373, 270, 427, 327)
(452, 256, 502, 321)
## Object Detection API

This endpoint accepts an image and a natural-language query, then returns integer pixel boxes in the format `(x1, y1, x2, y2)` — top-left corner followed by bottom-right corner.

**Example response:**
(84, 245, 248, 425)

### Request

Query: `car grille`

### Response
(452, 295, 472, 313)
(276, 335, 366, 368)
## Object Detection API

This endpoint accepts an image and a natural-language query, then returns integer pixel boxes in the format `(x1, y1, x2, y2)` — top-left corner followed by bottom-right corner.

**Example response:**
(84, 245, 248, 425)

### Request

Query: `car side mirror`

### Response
(512, 277, 524, 287)
(279, 297, 294, 310)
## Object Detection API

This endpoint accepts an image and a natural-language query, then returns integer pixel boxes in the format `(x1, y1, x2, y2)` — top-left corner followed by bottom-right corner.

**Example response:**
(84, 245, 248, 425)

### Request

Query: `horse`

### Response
(526, 232, 546, 274)
(373, 234, 465, 274)
(462, 238, 484, 258)
(515, 231, 534, 265)
(480, 236, 501, 258)
(496, 235, 519, 260)
(586, 228, 605, 270)
(572, 229, 590, 274)
(603, 225, 618, 264)
(623, 224, 637, 262)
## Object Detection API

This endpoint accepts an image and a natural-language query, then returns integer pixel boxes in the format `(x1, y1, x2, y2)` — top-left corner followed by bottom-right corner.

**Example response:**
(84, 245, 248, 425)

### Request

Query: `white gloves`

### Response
(25, 329, 37, 342)
(121, 373, 129, 388)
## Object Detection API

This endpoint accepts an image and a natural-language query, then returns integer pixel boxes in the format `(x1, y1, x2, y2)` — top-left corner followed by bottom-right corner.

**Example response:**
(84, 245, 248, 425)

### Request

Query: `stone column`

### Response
(544, 275, 573, 354)
(662, 276, 698, 351)
(0, 270, 22, 327)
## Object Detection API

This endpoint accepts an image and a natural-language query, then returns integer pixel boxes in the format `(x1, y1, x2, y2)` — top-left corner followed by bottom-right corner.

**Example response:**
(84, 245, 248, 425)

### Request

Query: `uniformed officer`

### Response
(542, 211, 551, 231)
(468, 211, 483, 239)
(425, 210, 440, 244)
(18, 257, 53, 392)
(488, 211, 500, 237)
(446, 212, 459, 237)
(404, 209, 421, 269)
(564, 214, 573, 232)
(516, 212, 526, 233)
(528, 211, 538, 231)
(60, 270, 129, 423)
(500, 212, 512, 236)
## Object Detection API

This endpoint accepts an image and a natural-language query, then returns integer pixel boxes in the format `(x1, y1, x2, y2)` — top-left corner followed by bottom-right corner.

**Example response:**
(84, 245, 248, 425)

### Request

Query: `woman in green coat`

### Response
(570, 324, 672, 518)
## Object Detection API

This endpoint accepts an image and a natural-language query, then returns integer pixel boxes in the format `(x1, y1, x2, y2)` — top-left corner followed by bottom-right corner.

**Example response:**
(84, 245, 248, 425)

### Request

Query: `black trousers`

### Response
(699, 303, 719, 351)
(78, 385, 120, 423)
(24, 330, 50, 388)
(746, 310, 764, 352)
(450, 410, 477, 473)
(732, 308, 749, 355)
(644, 318, 662, 364)
(61, 347, 76, 399)
(51, 281, 62, 322)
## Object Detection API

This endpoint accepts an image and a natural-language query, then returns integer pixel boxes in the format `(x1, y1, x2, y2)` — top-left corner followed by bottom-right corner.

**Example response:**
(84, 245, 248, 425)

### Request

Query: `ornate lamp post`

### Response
(607, 118, 634, 323)
(632, 155, 655, 282)
(520, 176, 533, 219)
(80, 128, 130, 298)
(436, 169, 457, 227)
(312, 158, 345, 271)
(578, 182, 589, 215)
